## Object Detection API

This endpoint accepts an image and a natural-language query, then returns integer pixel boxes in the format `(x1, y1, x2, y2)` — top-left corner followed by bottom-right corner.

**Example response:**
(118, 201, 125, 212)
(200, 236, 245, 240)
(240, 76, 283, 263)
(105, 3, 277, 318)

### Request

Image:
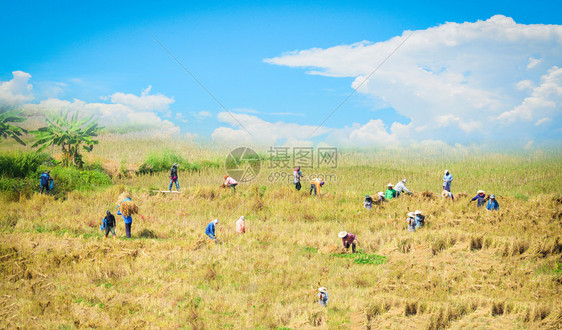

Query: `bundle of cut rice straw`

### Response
(116, 192, 138, 217)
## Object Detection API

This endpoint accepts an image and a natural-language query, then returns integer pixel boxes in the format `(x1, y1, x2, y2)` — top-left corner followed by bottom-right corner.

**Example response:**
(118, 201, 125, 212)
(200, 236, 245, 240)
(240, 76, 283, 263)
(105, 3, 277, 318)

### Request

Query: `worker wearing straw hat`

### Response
(407, 212, 416, 232)
(317, 287, 329, 306)
(414, 210, 425, 228)
(385, 183, 397, 200)
(443, 170, 453, 192)
(205, 219, 219, 242)
(338, 231, 358, 253)
(470, 190, 486, 207)
(441, 190, 455, 200)
(374, 191, 386, 204)
(486, 194, 499, 211)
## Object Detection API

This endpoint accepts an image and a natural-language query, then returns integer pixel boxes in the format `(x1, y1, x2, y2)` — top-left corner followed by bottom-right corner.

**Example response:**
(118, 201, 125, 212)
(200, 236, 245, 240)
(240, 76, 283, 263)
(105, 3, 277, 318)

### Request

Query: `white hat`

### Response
(213, 219, 219, 224)
(378, 191, 384, 197)
(444, 169, 449, 174)
(441, 190, 449, 197)
(490, 194, 496, 199)
(477, 190, 484, 194)
(387, 183, 393, 187)
(407, 212, 415, 217)
(318, 287, 327, 293)
(239, 216, 245, 221)
(415, 210, 423, 215)
(402, 179, 407, 183)
(338, 231, 347, 238)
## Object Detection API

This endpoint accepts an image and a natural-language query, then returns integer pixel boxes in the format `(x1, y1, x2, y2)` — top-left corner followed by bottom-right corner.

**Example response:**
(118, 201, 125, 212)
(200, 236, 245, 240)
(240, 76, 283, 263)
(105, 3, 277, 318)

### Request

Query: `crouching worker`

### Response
(374, 191, 386, 204)
(236, 216, 246, 234)
(101, 211, 117, 239)
(223, 175, 238, 192)
(318, 287, 329, 306)
(395, 179, 412, 197)
(364, 195, 373, 209)
(414, 210, 425, 228)
(470, 190, 486, 207)
(441, 190, 455, 200)
(310, 178, 324, 196)
(205, 219, 219, 242)
(338, 231, 358, 253)
(487, 194, 499, 211)
(407, 212, 416, 232)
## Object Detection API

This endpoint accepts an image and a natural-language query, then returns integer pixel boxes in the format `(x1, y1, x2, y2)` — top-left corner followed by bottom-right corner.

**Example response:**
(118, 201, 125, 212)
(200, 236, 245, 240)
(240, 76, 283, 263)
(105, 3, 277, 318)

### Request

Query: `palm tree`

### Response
(0, 108, 28, 145)
(32, 111, 101, 168)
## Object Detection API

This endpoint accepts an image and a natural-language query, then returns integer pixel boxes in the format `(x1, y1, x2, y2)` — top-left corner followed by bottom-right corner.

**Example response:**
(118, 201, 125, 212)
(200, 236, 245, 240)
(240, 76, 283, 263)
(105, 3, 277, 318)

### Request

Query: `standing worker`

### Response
(236, 216, 246, 234)
(223, 175, 238, 192)
(385, 183, 397, 200)
(205, 219, 219, 242)
(39, 170, 52, 194)
(443, 170, 453, 192)
(470, 190, 487, 207)
(101, 211, 117, 239)
(317, 287, 329, 306)
(293, 167, 303, 191)
(309, 178, 324, 196)
(338, 231, 358, 253)
(394, 179, 412, 197)
(116, 193, 138, 238)
(487, 194, 499, 211)
(169, 163, 180, 192)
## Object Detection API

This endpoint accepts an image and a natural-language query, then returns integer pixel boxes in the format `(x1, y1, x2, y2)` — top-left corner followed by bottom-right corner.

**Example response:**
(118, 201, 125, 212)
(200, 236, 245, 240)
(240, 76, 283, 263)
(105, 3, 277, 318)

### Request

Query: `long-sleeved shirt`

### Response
(471, 194, 486, 207)
(385, 188, 397, 200)
(342, 233, 357, 247)
(170, 166, 178, 179)
(117, 210, 133, 224)
(236, 219, 245, 233)
(205, 222, 216, 236)
(487, 200, 499, 211)
(103, 214, 116, 227)
(225, 177, 237, 185)
(310, 178, 322, 191)
(318, 292, 329, 306)
(293, 170, 302, 184)
(443, 173, 453, 183)
(394, 181, 411, 194)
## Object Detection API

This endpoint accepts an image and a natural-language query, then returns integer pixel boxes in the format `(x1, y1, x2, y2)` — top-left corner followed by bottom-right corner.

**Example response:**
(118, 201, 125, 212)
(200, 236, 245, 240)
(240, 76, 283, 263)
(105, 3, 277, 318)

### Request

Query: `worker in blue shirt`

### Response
(205, 219, 219, 242)
(487, 194, 499, 211)
(470, 190, 487, 207)
(443, 170, 453, 192)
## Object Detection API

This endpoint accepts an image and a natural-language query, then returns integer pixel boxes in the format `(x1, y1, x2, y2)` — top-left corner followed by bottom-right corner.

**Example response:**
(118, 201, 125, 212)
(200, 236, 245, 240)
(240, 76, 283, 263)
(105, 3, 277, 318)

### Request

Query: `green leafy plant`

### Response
(0, 108, 28, 145)
(32, 111, 101, 168)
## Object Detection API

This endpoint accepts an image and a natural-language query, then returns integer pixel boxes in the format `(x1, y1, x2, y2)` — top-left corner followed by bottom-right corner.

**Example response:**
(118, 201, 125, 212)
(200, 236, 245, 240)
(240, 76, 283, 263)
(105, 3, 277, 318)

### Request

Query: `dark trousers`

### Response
(310, 184, 317, 195)
(40, 184, 50, 194)
(345, 242, 356, 252)
(125, 223, 132, 238)
(295, 182, 301, 190)
(229, 183, 237, 192)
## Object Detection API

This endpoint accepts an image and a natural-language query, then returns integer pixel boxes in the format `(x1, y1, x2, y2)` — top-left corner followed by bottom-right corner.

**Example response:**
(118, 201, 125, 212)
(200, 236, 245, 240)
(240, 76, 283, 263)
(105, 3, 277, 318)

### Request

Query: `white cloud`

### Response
(109, 86, 174, 113)
(0, 71, 34, 106)
(535, 117, 552, 126)
(265, 15, 562, 144)
(193, 110, 212, 120)
(527, 57, 542, 70)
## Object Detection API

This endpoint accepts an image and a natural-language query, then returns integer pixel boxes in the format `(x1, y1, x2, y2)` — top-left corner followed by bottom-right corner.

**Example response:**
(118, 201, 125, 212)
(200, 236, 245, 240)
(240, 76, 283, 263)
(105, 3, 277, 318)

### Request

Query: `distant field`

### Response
(1, 136, 561, 328)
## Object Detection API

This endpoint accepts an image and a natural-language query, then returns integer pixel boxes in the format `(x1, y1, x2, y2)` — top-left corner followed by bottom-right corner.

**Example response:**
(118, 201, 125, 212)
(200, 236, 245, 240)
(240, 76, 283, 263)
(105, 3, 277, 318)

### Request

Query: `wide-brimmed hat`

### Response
(477, 190, 484, 194)
(407, 212, 415, 217)
(318, 287, 327, 293)
(490, 194, 496, 199)
(387, 183, 393, 187)
(213, 219, 219, 224)
(402, 179, 407, 183)
(444, 169, 449, 174)
(441, 190, 449, 197)
(338, 231, 347, 238)
(239, 216, 245, 221)
(378, 191, 384, 197)
(415, 210, 423, 215)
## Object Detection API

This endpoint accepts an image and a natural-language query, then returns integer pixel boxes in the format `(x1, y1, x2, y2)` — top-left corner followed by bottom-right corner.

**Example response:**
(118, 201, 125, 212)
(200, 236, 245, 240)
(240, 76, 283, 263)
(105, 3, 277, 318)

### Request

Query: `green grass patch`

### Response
(331, 249, 387, 265)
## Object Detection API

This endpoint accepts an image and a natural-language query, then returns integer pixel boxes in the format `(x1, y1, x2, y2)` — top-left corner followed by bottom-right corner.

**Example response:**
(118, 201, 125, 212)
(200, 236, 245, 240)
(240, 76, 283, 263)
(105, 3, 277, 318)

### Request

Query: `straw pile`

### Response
(117, 192, 138, 217)
(117, 192, 132, 205)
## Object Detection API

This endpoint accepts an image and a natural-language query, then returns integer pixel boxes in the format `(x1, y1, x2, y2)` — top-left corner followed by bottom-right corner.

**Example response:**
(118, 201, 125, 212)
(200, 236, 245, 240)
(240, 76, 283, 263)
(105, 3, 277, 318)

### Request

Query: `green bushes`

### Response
(137, 150, 220, 175)
(0, 151, 52, 177)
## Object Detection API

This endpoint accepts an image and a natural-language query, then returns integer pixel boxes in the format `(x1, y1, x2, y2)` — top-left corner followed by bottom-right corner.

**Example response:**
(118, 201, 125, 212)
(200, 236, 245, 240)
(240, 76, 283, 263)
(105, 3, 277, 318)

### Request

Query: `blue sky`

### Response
(1, 0, 561, 147)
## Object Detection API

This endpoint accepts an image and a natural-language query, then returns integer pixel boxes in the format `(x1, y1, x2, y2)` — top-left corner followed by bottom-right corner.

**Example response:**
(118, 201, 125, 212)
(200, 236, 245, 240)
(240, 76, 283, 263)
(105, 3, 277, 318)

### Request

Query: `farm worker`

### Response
(236, 216, 246, 234)
(470, 190, 486, 207)
(169, 163, 180, 191)
(318, 287, 329, 306)
(205, 219, 219, 242)
(385, 183, 397, 200)
(374, 191, 386, 204)
(309, 178, 324, 196)
(414, 210, 425, 228)
(487, 194, 499, 211)
(116, 194, 134, 238)
(39, 170, 52, 194)
(364, 195, 373, 209)
(394, 179, 412, 197)
(338, 231, 358, 253)
(443, 170, 453, 192)
(407, 212, 416, 232)
(293, 167, 303, 191)
(223, 175, 238, 192)
(441, 190, 455, 200)
(102, 211, 117, 239)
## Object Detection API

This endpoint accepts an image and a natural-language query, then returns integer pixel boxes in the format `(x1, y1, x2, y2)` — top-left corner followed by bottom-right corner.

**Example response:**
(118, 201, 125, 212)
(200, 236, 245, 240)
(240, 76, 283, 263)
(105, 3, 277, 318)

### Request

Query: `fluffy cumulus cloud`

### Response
(0, 71, 34, 106)
(264, 15, 562, 146)
(0, 72, 180, 136)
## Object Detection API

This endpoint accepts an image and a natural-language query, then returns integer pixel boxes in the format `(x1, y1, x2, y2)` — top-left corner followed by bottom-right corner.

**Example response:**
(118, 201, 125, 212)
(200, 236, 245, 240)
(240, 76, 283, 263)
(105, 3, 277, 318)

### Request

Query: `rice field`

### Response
(0, 137, 561, 328)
